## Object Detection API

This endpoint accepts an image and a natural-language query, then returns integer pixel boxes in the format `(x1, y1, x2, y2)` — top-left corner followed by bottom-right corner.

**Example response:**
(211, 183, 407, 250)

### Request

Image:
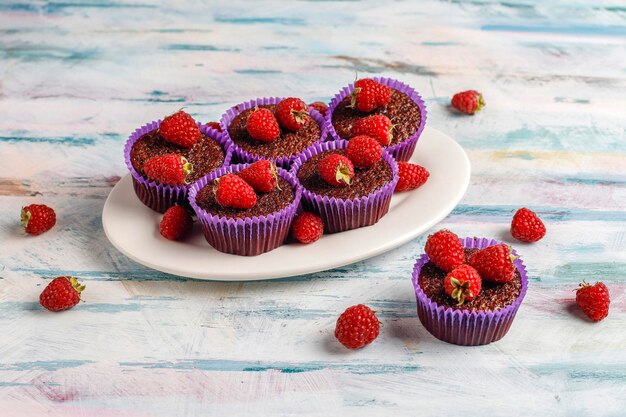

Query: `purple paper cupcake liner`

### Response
(325, 77, 428, 162)
(219, 97, 327, 169)
(124, 120, 233, 213)
(411, 237, 529, 346)
(290, 140, 399, 234)
(188, 164, 302, 256)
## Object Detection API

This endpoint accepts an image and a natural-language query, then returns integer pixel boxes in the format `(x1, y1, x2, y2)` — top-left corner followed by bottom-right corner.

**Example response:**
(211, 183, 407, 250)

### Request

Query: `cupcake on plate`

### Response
(220, 97, 326, 169)
(326, 77, 427, 161)
(125, 110, 232, 213)
(291, 139, 399, 234)
(188, 161, 301, 256)
(411, 231, 528, 346)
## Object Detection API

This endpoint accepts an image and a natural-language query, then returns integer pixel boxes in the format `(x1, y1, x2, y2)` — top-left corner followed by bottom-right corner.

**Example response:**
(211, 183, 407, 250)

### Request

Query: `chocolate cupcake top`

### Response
(418, 248, 522, 312)
(227, 104, 321, 159)
(296, 149, 393, 200)
(331, 89, 421, 145)
(130, 128, 225, 183)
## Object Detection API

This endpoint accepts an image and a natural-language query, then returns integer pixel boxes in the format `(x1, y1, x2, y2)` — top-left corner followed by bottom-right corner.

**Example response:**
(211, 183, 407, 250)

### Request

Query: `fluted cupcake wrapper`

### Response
(124, 121, 233, 213)
(325, 77, 428, 162)
(290, 140, 399, 234)
(411, 237, 529, 346)
(188, 164, 302, 256)
(220, 97, 327, 169)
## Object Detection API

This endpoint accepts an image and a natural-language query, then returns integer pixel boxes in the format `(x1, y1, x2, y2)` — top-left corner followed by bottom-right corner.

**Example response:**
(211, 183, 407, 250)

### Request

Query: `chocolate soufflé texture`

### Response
(195, 177, 294, 219)
(296, 150, 392, 199)
(130, 130, 225, 183)
(418, 248, 522, 311)
(228, 104, 321, 159)
(331, 89, 421, 145)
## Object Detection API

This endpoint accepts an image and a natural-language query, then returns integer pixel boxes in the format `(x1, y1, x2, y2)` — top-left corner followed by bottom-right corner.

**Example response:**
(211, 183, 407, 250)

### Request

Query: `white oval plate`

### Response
(102, 127, 470, 281)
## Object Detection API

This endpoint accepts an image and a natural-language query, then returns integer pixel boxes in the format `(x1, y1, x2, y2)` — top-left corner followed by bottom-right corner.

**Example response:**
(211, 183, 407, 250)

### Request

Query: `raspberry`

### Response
(345, 135, 382, 168)
(237, 160, 278, 193)
(246, 108, 280, 142)
(215, 173, 257, 209)
(424, 229, 465, 272)
(576, 281, 610, 322)
(205, 122, 222, 132)
(451, 90, 485, 115)
(468, 243, 516, 283)
(160, 205, 193, 240)
(144, 154, 193, 186)
(21, 204, 56, 236)
(350, 79, 391, 112)
(511, 207, 546, 243)
(318, 154, 354, 187)
(40, 276, 85, 312)
(444, 264, 482, 305)
(276, 97, 309, 132)
(395, 162, 429, 192)
(159, 110, 200, 148)
(334, 304, 380, 349)
(291, 212, 324, 244)
(309, 101, 328, 116)
(352, 114, 393, 146)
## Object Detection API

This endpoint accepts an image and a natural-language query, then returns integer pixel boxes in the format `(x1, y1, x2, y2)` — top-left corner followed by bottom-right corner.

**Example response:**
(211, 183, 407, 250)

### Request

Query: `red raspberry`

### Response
(238, 160, 278, 193)
(160, 205, 193, 240)
(350, 79, 391, 112)
(334, 304, 380, 349)
(205, 122, 222, 132)
(444, 264, 482, 305)
(352, 114, 393, 146)
(246, 108, 281, 142)
(424, 229, 465, 272)
(576, 281, 610, 322)
(309, 101, 328, 116)
(276, 97, 310, 132)
(40, 276, 85, 312)
(21, 204, 56, 236)
(318, 154, 354, 187)
(215, 173, 257, 209)
(345, 135, 382, 168)
(468, 243, 516, 283)
(159, 110, 200, 148)
(291, 212, 324, 244)
(511, 207, 546, 243)
(144, 154, 193, 186)
(395, 162, 430, 192)
(451, 90, 485, 115)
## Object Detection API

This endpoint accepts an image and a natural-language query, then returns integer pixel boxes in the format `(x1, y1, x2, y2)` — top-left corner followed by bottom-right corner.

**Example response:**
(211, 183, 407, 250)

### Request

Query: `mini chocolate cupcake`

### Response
(124, 120, 232, 213)
(220, 97, 326, 169)
(291, 140, 399, 233)
(326, 77, 427, 162)
(411, 237, 528, 346)
(188, 164, 301, 256)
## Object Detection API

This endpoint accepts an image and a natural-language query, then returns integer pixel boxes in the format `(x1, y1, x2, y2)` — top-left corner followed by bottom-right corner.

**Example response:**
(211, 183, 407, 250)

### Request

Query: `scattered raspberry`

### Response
(238, 160, 278, 193)
(444, 264, 482, 305)
(144, 154, 193, 186)
(451, 90, 485, 115)
(334, 304, 380, 349)
(576, 281, 610, 322)
(352, 114, 393, 146)
(318, 154, 354, 187)
(350, 79, 391, 112)
(246, 108, 281, 142)
(159, 110, 200, 148)
(40, 276, 85, 312)
(345, 135, 382, 168)
(291, 212, 324, 244)
(395, 162, 429, 192)
(309, 101, 328, 116)
(276, 97, 310, 132)
(160, 205, 193, 240)
(424, 229, 465, 272)
(205, 122, 222, 132)
(21, 204, 56, 236)
(511, 207, 546, 243)
(468, 243, 516, 283)
(215, 173, 257, 209)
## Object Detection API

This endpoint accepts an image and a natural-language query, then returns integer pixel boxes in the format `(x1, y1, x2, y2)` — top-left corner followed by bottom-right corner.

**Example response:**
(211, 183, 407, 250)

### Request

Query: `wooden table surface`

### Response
(1, 1, 625, 416)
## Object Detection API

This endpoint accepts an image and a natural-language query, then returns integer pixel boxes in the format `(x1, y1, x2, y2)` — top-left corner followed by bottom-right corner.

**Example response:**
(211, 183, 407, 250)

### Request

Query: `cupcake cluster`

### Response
(123, 78, 429, 256)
